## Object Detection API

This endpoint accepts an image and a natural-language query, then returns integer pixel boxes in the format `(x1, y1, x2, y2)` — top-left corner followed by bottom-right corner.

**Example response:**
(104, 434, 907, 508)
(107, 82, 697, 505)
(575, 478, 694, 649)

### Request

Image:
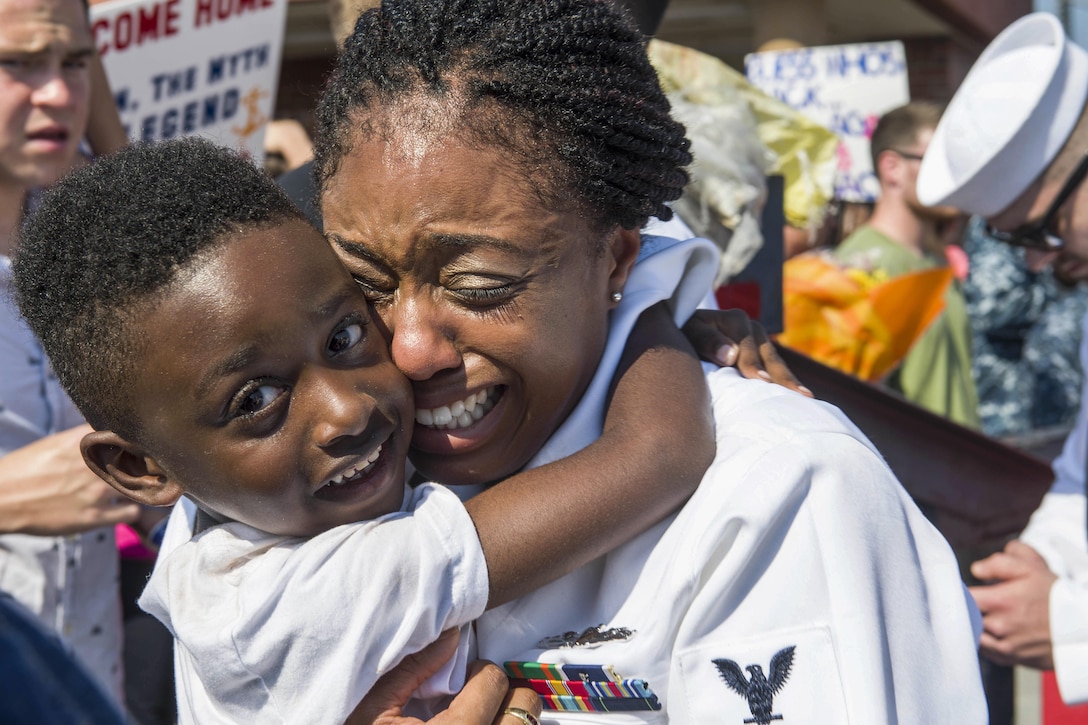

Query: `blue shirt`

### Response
(962, 217, 1088, 437)
(0, 592, 125, 724)
(0, 256, 123, 702)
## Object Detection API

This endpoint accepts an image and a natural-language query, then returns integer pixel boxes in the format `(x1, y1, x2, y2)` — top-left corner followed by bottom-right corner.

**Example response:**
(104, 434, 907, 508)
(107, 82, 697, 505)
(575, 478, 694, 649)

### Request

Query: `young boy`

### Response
(15, 137, 483, 723)
(13, 137, 718, 723)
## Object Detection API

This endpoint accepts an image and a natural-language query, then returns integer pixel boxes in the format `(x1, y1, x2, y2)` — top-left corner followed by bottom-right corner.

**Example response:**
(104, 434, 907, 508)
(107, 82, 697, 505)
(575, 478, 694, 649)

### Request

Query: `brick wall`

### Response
(274, 55, 333, 132)
(903, 35, 982, 104)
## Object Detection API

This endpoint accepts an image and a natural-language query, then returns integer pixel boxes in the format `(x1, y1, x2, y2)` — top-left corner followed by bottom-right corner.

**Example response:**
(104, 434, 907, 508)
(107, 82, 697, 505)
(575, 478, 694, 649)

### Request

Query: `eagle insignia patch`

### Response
(712, 645, 795, 725)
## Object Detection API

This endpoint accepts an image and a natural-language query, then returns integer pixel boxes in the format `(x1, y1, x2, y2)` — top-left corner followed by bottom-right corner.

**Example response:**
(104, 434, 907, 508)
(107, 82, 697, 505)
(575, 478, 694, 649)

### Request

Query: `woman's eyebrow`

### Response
(328, 230, 528, 258)
(429, 232, 523, 255)
(327, 233, 376, 260)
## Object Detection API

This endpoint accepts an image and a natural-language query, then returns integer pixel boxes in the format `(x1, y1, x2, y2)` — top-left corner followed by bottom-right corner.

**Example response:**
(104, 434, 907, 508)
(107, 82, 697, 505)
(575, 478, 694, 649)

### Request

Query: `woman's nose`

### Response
(386, 295, 462, 381)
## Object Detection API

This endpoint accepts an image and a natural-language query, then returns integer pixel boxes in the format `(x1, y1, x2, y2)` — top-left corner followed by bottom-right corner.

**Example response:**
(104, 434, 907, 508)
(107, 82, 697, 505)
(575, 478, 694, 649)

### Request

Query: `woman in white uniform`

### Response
(311, 0, 988, 721)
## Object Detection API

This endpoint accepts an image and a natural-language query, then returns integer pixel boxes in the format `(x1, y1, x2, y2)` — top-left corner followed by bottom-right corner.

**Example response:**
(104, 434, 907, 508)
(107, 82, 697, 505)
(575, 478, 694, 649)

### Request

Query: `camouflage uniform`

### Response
(962, 217, 1088, 437)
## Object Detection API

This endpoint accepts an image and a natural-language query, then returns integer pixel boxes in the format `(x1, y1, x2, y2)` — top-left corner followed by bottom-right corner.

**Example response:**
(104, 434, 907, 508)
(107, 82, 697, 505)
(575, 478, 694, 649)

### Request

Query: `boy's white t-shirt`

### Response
(143, 482, 486, 725)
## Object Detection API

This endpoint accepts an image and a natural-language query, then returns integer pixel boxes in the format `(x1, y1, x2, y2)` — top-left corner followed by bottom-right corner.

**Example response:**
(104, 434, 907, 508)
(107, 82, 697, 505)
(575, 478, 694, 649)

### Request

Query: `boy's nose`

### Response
(310, 369, 377, 453)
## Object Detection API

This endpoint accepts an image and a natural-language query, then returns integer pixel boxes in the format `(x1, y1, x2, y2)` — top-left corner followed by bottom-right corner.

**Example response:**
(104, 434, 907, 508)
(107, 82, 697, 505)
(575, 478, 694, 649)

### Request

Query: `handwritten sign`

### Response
(90, 0, 288, 158)
(745, 42, 910, 202)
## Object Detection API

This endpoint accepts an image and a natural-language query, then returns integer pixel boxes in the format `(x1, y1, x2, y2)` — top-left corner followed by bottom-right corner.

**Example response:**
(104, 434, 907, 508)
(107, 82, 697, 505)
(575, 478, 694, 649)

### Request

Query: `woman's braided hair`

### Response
(313, 0, 692, 231)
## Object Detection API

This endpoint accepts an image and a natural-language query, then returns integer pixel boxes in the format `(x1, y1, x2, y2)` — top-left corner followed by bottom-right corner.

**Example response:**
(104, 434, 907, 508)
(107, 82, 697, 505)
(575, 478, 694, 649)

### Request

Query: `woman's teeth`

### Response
(325, 444, 382, 487)
(415, 387, 497, 429)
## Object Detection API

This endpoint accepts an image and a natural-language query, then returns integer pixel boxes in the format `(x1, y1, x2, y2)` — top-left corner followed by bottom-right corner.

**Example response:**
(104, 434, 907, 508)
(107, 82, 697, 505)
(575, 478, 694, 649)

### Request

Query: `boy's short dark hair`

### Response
(13, 138, 306, 441)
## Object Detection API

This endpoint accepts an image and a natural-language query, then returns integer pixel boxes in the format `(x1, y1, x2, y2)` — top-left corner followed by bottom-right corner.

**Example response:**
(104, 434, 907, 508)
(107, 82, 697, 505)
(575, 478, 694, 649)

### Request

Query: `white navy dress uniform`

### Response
(473, 234, 987, 723)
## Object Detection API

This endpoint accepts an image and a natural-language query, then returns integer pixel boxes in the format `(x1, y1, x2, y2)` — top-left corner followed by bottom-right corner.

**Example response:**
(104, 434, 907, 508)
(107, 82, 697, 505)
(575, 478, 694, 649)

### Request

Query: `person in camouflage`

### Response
(963, 216, 1088, 438)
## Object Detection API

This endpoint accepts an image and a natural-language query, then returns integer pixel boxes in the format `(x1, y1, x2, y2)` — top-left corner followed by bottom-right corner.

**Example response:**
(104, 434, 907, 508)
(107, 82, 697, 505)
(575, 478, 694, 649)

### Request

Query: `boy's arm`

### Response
(346, 630, 543, 725)
(464, 301, 714, 608)
(682, 309, 811, 396)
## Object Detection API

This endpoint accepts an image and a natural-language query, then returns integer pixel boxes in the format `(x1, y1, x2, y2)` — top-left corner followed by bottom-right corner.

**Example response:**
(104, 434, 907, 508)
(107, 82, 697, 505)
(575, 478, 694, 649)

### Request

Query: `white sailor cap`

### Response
(917, 12, 1088, 217)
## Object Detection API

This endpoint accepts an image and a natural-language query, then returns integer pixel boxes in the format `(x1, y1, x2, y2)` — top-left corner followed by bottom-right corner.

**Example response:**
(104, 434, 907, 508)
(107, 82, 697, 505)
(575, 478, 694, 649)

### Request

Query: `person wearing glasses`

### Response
(833, 101, 980, 428)
(917, 11, 1088, 705)
(962, 215, 1088, 440)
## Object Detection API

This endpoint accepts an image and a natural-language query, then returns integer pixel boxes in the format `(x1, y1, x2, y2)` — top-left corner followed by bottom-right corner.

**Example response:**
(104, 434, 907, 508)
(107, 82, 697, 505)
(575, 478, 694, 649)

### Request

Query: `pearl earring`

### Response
(611, 291, 623, 303)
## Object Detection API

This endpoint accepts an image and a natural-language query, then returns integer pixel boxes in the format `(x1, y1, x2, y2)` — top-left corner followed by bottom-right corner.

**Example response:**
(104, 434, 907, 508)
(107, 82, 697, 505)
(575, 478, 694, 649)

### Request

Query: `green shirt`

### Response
(834, 226, 981, 429)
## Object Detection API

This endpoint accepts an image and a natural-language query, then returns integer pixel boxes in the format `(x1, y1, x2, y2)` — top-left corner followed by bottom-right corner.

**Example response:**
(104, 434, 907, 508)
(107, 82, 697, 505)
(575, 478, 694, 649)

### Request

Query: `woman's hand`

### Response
(682, 309, 812, 396)
(347, 630, 543, 725)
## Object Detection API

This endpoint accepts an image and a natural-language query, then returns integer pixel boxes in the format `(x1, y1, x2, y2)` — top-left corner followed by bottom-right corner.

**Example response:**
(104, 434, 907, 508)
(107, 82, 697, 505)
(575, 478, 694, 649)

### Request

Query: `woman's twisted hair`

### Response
(313, 0, 692, 230)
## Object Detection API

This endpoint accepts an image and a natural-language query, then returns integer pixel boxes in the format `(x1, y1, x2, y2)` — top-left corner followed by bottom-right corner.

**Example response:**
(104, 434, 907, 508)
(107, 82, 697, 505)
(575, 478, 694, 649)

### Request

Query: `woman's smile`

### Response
(414, 386, 500, 429)
(410, 385, 506, 455)
(322, 134, 619, 485)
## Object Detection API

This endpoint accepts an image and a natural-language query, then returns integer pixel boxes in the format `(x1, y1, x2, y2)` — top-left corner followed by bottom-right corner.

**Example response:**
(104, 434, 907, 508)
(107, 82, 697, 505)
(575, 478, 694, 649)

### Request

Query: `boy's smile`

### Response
(125, 218, 413, 537)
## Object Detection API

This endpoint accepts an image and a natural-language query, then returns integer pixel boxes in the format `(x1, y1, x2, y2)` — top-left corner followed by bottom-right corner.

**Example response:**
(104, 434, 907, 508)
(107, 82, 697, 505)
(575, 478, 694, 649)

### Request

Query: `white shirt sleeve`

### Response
(666, 373, 986, 722)
(1019, 310, 1088, 704)
(641, 209, 695, 241)
(141, 483, 487, 725)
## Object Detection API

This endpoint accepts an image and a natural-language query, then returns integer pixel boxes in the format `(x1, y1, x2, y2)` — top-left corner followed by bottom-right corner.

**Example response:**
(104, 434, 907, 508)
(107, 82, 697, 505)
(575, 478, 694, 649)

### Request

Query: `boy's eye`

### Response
(234, 383, 286, 417)
(329, 322, 364, 355)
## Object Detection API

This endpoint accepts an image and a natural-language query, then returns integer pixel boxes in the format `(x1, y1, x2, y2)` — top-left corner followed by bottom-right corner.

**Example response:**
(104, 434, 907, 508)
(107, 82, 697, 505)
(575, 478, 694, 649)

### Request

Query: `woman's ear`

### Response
(81, 430, 184, 507)
(606, 226, 641, 307)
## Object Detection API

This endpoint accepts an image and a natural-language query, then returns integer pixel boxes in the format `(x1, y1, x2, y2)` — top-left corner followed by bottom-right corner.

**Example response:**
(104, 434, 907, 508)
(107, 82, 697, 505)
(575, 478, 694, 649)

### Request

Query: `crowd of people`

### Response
(4, 0, 1088, 723)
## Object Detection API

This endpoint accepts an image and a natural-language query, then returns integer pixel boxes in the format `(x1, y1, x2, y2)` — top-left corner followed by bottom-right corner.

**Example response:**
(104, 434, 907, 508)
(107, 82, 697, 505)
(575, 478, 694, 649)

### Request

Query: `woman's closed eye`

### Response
(444, 271, 523, 309)
(353, 275, 393, 303)
(448, 284, 516, 305)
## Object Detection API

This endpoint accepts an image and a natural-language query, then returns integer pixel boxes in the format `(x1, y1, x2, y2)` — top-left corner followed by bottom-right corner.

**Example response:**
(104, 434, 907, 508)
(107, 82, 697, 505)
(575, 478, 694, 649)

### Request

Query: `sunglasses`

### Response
(984, 151, 1088, 251)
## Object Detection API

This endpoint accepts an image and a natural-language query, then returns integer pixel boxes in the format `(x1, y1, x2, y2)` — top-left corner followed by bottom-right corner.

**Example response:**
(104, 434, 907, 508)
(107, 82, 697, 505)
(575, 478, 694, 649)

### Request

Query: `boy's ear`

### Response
(81, 431, 183, 507)
(606, 226, 641, 308)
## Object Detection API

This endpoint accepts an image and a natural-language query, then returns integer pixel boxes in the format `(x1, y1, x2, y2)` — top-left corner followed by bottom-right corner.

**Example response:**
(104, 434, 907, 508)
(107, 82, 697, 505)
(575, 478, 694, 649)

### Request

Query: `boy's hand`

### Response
(682, 309, 812, 396)
(0, 425, 141, 535)
(346, 630, 542, 725)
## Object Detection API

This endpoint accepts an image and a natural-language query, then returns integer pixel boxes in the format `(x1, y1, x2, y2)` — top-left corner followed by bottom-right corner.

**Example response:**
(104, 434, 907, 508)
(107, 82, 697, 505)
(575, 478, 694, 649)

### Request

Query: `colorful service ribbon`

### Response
(503, 662, 662, 712)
